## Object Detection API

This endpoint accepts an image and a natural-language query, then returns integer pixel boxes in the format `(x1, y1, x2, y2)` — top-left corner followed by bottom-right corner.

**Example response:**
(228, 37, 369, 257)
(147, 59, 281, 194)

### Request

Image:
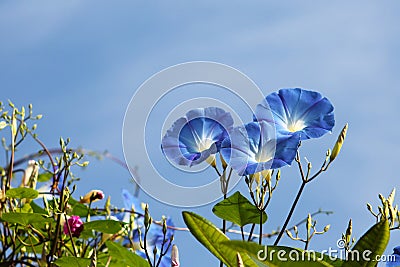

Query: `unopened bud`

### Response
(286, 230, 295, 240)
(293, 225, 298, 235)
(206, 155, 216, 168)
(105, 196, 111, 216)
(345, 219, 352, 243)
(276, 169, 281, 181)
(306, 214, 312, 236)
(330, 123, 348, 162)
(171, 245, 180, 267)
(220, 154, 228, 170)
(153, 246, 157, 256)
(144, 204, 152, 228)
(367, 203, 373, 212)
(80, 190, 105, 204)
(388, 188, 396, 205)
(162, 218, 167, 235)
(236, 252, 244, 267)
(324, 224, 330, 232)
(379, 194, 386, 205)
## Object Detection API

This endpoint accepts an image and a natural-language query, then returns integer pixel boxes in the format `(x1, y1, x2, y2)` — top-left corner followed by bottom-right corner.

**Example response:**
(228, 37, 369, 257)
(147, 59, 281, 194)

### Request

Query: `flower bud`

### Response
(162, 218, 167, 235)
(80, 190, 105, 204)
(345, 219, 352, 244)
(220, 153, 228, 170)
(153, 246, 158, 256)
(144, 204, 152, 228)
(105, 196, 111, 216)
(330, 123, 348, 162)
(275, 169, 281, 181)
(286, 229, 295, 240)
(21, 160, 39, 189)
(367, 203, 373, 212)
(63, 215, 84, 238)
(236, 252, 244, 267)
(171, 245, 180, 267)
(306, 214, 312, 236)
(388, 188, 396, 205)
(379, 194, 386, 205)
(206, 155, 216, 168)
(324, 224, 330, 232)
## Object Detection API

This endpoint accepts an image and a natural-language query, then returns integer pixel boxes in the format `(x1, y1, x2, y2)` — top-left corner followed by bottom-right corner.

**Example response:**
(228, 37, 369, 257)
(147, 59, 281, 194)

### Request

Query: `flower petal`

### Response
(256, 88, 334, 140)
(161, 107, 233, 167)
(221, 121, 299, 175)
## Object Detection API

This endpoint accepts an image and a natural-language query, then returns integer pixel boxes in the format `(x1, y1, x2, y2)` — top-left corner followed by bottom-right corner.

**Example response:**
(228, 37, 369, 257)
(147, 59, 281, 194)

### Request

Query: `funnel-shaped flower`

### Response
(255, 88, 334, 140)
(114, 190, 174, 267)
(162, 107, 233, 166)
(221, 121, 299, 175)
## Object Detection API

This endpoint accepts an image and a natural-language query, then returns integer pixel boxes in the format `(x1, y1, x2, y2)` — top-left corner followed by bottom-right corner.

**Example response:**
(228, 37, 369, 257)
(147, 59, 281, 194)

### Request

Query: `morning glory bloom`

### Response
(117, 190, 174, 267)
(387, 246, 400, 267)
(220, 121, 299, 176)
(255, 88, 334, 140)
(136, 217, 175, 267)
(115, 189, 144, 224)
(161, 107, 233, 167)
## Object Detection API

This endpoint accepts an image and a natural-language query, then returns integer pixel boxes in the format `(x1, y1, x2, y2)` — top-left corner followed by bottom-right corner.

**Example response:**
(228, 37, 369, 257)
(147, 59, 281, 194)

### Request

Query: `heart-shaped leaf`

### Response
(213, 191, 267, 226)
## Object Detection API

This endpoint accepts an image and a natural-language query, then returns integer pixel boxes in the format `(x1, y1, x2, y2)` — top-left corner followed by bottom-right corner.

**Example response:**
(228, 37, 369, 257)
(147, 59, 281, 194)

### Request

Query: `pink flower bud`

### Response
(63, 215, 84, 238)
(80, 190, 105, 203)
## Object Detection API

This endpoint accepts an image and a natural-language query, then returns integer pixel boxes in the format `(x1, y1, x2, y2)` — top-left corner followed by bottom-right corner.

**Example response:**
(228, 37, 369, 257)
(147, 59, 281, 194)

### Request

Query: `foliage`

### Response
(0, 101, 174, 266)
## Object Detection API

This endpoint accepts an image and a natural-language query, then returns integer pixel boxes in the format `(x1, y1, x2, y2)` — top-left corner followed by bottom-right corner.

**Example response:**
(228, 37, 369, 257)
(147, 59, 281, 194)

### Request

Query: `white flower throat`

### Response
(287, 120, 306, 132)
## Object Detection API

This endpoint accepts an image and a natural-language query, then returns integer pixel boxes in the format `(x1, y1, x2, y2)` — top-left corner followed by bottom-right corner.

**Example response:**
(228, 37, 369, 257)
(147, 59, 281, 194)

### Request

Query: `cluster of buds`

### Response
(367, 188, 399, 228)
(286, 213, 330, 249)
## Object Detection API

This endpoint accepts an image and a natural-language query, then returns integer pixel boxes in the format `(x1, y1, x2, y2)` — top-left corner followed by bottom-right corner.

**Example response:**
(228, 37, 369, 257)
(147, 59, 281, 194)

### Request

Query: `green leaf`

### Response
(20, 203, 33, 213)
(84, 220, 122, 234)
(182, 211, 259, 267)
(105, 241, 150, 267)
(6, 188, 39, 199)
(213, 191, 267, 226)
(54, 257, 91, 267)
(37, 172, 53, 182)
(30, 201, 47, 214)
(68, 197, 101, 217)
(342, 219, 390, 267)
(0, 212, 53, 227)
(221, 241, 344, 267)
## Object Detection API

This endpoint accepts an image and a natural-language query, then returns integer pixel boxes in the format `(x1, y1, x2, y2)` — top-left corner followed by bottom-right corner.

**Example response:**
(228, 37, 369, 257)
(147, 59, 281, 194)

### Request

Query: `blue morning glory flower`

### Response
(387, 246, 400, 267)
(136, 217, 175, 267)
(117, 190, 174, 267)
(255, 88, 335, 140)
(220, 121, 300, 175)
(161, 107, 234, 166)
(115, 189, 144, 223)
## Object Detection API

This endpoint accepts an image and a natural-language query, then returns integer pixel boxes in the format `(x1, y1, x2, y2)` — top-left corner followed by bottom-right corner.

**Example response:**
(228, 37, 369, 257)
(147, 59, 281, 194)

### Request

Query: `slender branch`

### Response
(274, 181, 306, 245)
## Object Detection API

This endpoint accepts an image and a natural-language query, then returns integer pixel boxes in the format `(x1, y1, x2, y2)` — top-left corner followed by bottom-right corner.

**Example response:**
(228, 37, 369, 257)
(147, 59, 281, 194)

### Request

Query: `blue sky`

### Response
(1, 1, 400, 266)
